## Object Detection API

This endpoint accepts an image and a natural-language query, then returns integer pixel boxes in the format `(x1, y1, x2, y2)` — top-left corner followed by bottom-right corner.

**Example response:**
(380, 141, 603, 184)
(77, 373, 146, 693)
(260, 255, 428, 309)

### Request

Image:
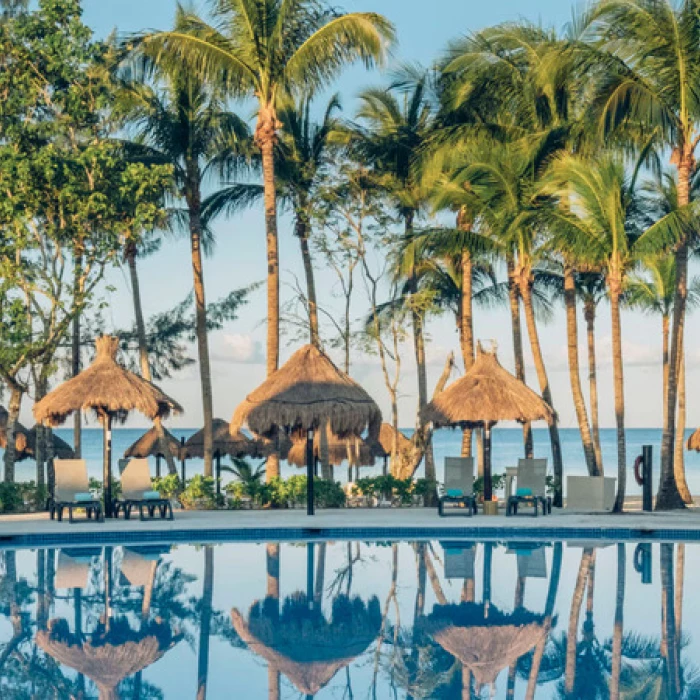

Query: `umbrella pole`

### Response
(156, 454, 161, 480)
(216, 453, 221, 497)
(104, 546, 113, 634)
(483, 542, 493, 619)
(483, 423, 493, 503)
(306, 428, 315, 516)
(103, 414, 113, 518)
(307, 541, 315, 610)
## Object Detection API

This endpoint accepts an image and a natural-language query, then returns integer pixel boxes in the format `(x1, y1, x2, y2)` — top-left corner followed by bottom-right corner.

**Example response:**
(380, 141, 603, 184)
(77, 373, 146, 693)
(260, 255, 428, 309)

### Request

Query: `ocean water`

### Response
(3, 426, 700, 495)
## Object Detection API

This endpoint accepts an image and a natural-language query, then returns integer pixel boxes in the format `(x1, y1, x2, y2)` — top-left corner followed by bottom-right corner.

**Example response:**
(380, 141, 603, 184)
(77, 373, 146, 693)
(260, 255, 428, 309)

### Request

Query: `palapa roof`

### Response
(231, 344, 381, 440)
(378, 423, 411, 454)
(19, 426, 75, 461)
(286, 429, 382, 468)
(33, 336, 183, 427)
(183, 418, 259, 459)
(36, 617, 180, 700)
(419, 603, 547, 689)
(231, 593, 381, 696)
(124, 426, 182, 460)
(0, 405, 28, 452)
(421, 345, 554, 428)
(687, 428, 700, 451)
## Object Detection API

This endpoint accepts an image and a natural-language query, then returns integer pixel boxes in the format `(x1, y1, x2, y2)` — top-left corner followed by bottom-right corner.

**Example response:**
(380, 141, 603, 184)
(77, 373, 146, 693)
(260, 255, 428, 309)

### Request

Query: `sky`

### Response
(53, 0, 695, 432)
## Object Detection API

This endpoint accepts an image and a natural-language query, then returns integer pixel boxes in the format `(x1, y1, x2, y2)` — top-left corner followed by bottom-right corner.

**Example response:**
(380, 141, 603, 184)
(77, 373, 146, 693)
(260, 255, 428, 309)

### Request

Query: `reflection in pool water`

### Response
(0, 539, 692, 698)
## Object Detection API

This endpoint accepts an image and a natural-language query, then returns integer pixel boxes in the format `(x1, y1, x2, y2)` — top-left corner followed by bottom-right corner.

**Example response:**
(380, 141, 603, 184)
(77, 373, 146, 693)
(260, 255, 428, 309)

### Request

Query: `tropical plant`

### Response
(582, 0, 700, 509)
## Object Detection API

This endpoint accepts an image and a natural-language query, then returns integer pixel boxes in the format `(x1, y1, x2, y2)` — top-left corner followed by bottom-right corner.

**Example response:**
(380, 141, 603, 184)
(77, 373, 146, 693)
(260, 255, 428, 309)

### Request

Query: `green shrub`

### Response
(88, 477, 122, 500)
(258, 477, 288, 509)
(473, 473, 506, 496)
(413, 478, 438, 500)
(0, 483, 24, 513)
(180, 475, 216, 509)
(286, 475, 308, 506)
(313, 478, 345, 508)
(152, 474, 181, 499)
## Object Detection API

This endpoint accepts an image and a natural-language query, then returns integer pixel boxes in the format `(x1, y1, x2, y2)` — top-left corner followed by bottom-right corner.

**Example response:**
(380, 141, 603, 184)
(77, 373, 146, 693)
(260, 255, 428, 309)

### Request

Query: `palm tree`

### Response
(542, 154, 689, 512)
(583, 0, 700, 509)
(140, 0, 394, 379)
(120, 66, 252, 478)
(626, 255, 700, 503)
(348, 69, 439, 477)
(197, 547, 214, 700)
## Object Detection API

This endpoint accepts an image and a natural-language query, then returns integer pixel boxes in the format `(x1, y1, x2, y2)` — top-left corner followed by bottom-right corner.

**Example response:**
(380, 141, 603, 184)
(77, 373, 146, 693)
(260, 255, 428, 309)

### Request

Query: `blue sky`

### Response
(64, 0, 691, 433)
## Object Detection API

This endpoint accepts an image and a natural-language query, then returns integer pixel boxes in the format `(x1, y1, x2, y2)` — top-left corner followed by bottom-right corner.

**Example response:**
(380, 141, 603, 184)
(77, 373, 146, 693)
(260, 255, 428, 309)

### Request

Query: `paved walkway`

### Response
(1, 506, 700, 548)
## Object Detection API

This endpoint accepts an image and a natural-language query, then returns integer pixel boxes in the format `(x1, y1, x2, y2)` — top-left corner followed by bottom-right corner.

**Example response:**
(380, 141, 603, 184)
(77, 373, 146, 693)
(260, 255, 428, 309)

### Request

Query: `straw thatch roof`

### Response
(123, 426, 182, 460)
(19, 426, 75, 461)
(184, 418, 259, 459)
(231, 344, 381, 440)
(34, 336, 183, 427)
(36, 617, 180, 700)
(231, 593, 381, 696)
(687, 428, 700, 451)
(419, 603, 547, 689)
(0, 405, 28, 452)
(286, 430, 381, 468)
(378, 423, 411, 455)
(421, 345, 554, 428)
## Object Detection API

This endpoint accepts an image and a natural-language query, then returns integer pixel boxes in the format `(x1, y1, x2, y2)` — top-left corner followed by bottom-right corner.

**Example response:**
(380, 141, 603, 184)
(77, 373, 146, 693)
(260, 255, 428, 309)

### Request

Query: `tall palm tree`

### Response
(348, 69, 439, 476)
(583, 0, 700, 509)
(626, 256, 700, 503)
(543, 154, 689, 512)
(140, 0, 393, 376)
(121, 67, 252, 477)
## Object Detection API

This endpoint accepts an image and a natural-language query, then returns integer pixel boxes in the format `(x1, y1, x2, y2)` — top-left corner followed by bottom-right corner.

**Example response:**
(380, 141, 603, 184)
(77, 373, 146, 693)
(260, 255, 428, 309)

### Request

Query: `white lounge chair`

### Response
(50, 459, 103, 523)
(113, 458, 173, 521)
(438, 457, 477, 517)
(506, 459, 551, 517)
(441, 541, 476, 579)
(55, 548, 101, 589)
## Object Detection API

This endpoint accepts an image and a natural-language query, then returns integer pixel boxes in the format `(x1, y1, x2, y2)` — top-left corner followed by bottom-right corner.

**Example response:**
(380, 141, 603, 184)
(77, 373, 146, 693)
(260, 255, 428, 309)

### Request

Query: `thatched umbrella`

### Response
(378, 422, 411, 475)
(232, 593, 381, 698)
(124, 426, 182, 478)
(37, 617, 180, 700)
(34, 336, 182, 517)
(231, 344, 381, 515)
(419, 603, 546, 696)
(421, 344, 554, 502)
(286, 430, 380, 469)
(687, 428, 700, 451)
(0, 405, 29, 453)
(19, 425, 75, 461)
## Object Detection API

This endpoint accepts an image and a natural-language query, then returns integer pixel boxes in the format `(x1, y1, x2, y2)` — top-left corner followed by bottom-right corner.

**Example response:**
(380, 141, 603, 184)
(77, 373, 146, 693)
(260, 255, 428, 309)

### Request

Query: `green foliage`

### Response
(473, 473, 506, 496)
(89, 477, 122, 500)
(313, 478, 346, 508)
(354, 475, 433, 504)
(152, 474, 181, 499)
(0, 482, 24, 512)
(180, 474, 216, 509)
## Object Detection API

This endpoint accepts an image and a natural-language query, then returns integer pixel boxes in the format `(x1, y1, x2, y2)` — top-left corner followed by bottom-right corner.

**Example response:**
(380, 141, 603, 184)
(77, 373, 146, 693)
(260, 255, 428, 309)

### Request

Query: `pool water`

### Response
(0, 538, 693, 698)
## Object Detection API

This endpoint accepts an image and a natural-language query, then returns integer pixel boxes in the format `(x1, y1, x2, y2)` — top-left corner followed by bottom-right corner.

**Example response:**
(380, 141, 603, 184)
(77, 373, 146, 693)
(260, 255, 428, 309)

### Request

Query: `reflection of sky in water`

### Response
(0, 540, 693, 698)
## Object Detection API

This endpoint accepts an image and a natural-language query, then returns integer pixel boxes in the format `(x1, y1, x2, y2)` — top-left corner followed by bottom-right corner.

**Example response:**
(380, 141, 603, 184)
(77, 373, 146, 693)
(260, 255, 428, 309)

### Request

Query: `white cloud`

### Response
(215, 334, 266, 364)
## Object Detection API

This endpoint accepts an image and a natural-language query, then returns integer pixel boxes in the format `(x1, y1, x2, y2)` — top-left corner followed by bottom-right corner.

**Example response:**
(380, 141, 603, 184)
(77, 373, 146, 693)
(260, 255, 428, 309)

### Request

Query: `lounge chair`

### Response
(113, 458, 173, 521)
(506, 459, 551, 517)
(438, 457, 478, 517)
(507, 542, 548, 579)
(441, 541, 476, 579)
(55, 548, 102, 589)
(119, 545, 170, 588)
(50, 459, 103, 523)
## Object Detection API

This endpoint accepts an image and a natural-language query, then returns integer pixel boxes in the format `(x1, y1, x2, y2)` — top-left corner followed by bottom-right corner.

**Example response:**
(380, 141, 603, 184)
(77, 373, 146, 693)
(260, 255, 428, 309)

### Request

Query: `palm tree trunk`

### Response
(662, 314, 669, 432)
(72, 253, 82, 459)
(520, 272, 563, 506)
(658, 151, 692, 510)
(127, 247, 178, 476)
(674, 343, 691, 502)
(564, 266, 599, 476)
(2, 383, 22, 483)
(460, 249, 475, 458)
(423, 547, 447, 605)
(610, 543, 625, 700)
(258, 116, 281, 480)
(565, 549, 592, 695)
(584, 301, 603, 472)
(661, 543, 681, 696)
(508, 257, 532, 457)
(187, 179, 214, 479)
(197, 547, 213, 700)
(610, 286, 627, 512)
(526, 542, 562, 700)
(675, 543, 684, 657)
(296, 215, 320, 348)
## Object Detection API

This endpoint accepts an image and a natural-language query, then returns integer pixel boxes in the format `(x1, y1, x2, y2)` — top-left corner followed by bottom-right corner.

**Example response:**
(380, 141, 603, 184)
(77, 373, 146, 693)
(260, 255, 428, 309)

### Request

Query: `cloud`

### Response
(212, 334, 266, 365)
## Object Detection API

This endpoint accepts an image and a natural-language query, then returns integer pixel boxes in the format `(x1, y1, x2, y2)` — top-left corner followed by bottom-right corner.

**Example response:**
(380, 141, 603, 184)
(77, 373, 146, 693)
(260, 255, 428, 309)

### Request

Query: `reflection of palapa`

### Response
(231, 593, 381, 696)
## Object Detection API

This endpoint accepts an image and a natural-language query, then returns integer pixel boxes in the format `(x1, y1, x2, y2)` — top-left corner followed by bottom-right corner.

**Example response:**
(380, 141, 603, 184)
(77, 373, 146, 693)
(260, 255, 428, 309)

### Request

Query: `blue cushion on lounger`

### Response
(142, 491, 161, 501)
(516, 488, 533, 497)
(446, 488, 464, 498)
(74, 493, 94, 503)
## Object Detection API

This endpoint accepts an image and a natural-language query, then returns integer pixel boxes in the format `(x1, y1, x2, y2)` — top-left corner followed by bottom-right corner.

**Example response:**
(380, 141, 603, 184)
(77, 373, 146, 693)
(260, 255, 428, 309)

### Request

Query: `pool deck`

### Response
(2, 505, 700, 548)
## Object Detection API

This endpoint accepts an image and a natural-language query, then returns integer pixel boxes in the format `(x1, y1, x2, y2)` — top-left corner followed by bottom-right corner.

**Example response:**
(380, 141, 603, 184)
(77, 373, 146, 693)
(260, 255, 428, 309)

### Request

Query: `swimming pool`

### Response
(0, 538, 691, 698)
